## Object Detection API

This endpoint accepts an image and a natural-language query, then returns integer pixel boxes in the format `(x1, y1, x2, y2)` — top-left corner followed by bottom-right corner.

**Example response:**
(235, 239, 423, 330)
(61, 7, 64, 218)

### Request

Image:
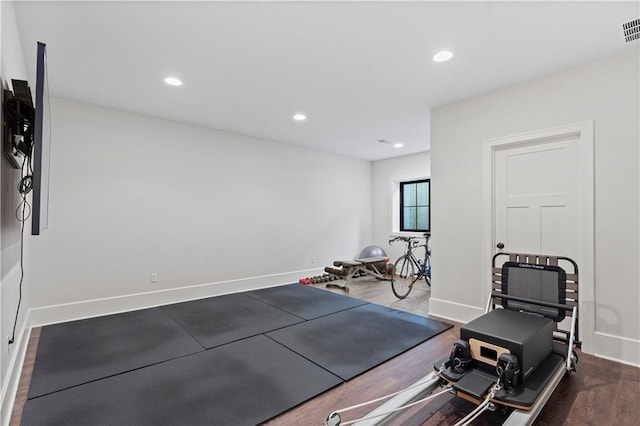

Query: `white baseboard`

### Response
(29, 269, 324, 327)
(428, 298, 484, 324)
(430, 299, 640, 367)
(429, 299, 640, 367)
(593, 331, 640, 368)
(1, 312, 31, 426)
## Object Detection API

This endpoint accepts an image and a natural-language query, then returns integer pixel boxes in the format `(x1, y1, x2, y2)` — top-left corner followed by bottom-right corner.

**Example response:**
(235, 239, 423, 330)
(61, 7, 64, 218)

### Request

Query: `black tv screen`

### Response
(31, 41, 49, 235)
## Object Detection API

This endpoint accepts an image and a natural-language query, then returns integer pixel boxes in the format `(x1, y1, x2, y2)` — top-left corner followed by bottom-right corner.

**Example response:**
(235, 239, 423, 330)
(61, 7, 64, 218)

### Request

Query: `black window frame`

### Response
(400, 179, 430, 232)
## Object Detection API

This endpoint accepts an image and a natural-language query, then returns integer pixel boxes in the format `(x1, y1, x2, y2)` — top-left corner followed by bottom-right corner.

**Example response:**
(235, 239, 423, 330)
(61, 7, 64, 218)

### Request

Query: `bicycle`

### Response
(388, 232, 431, 299)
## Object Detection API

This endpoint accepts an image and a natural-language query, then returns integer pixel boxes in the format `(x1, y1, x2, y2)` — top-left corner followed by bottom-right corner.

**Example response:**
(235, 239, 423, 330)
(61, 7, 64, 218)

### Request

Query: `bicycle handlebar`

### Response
(389, 235, 428, 246)
(389, 236, 412, 245)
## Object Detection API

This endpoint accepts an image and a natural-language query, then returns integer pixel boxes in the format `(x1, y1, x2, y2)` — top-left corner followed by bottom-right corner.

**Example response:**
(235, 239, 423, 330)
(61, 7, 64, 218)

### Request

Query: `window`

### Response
(400, 179, 430, 232)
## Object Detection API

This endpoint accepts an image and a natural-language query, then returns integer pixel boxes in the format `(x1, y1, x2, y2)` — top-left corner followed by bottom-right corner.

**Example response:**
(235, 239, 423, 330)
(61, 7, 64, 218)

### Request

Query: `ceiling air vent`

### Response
(621, 18, 640, 43)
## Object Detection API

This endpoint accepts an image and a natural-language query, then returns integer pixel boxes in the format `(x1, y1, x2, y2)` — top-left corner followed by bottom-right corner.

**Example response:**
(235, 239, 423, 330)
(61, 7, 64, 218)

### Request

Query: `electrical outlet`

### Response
(311, 256, 316, 264)
(151, 273, 158, 283)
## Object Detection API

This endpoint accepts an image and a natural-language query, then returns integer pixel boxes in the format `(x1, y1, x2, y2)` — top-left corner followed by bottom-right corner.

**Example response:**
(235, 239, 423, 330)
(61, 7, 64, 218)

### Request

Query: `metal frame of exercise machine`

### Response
(325, 252, 580, 426)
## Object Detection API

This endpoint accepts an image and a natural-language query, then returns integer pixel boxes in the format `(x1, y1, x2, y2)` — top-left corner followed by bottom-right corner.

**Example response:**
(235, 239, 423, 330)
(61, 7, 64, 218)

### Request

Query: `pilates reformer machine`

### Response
(324, 246, 393, 293)
(325, 252, 580, 426)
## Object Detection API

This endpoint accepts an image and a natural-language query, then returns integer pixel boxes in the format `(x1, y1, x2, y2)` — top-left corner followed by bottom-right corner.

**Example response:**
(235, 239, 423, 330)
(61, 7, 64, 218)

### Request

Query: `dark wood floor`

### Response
(274, 278, 640, 425)
(11, 277, 640, 425)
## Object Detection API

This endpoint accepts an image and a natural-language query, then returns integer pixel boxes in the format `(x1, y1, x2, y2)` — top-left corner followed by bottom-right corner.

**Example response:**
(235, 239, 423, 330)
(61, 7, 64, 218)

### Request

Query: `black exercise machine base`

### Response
(434, 352, 566, 410)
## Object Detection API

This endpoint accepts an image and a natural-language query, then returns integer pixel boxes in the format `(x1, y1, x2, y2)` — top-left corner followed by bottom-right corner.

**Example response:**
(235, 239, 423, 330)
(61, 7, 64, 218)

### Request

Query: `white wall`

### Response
(372, 152, 430, 261)
(0, 0, 31, 422)
(29, 98, 372, 319)
(430, 49, 639, 366)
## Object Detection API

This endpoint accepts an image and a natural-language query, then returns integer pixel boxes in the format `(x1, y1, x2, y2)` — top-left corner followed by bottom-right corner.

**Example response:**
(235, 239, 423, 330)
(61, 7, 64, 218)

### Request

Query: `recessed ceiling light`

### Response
(393, 143, 404, 148)
(433, 51, 453, 62)
(293, 113, 307, 121)
(164, 76, 183, 86)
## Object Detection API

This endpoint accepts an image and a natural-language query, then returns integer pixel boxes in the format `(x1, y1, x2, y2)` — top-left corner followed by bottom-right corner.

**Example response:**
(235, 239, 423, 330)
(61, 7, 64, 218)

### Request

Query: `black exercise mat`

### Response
(21, 335, 342, 426)
(245, 283, 367, 319)
(28, 307, 204, 399)
(267, 303, 452, 380)
(160, 292, 304, 348)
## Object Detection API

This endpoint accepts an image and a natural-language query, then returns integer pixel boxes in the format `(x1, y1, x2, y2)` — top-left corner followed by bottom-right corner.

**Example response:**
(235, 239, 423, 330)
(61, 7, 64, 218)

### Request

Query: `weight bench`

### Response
(325, 252, 580, 426)
(324, 256, 391, 293)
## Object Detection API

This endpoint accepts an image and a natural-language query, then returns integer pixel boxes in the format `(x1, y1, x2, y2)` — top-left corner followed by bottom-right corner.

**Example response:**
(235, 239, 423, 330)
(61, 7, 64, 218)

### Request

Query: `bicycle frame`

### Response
(402, 237, 430, 278)
(406, 248, 425, 277)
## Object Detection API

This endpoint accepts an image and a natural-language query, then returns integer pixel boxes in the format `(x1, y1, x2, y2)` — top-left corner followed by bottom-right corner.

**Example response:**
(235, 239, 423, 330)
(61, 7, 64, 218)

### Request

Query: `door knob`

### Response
(496, 242, 505, 249)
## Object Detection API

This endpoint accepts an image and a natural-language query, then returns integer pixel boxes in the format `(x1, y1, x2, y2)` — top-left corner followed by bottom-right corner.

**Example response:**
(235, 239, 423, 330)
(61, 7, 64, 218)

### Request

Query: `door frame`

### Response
(482, 121, 594, 353)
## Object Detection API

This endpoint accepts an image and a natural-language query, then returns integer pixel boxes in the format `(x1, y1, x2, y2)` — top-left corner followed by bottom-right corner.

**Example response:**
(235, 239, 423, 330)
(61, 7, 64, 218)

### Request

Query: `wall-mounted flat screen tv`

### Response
(31, 41, 50, 235)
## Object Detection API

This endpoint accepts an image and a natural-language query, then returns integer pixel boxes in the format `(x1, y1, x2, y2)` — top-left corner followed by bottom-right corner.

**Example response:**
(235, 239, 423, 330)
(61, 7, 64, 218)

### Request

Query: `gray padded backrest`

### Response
(501, 262, 566, 321)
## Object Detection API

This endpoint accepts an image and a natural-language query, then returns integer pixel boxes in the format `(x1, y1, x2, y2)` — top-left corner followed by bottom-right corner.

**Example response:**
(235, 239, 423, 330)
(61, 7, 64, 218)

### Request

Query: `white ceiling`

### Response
(13, 1, 639, 161)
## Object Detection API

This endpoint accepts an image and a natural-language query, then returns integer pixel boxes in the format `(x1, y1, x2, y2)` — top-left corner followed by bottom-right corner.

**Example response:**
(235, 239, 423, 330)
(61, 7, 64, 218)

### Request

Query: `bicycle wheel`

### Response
(392, 255, 418, 298)
(424, 257, 431, 286)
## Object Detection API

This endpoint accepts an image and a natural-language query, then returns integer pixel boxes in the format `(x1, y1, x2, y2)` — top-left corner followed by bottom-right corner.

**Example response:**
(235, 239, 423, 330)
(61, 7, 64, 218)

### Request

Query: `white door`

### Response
(494, 135, 580, 256)
(483, 121, 594, 352)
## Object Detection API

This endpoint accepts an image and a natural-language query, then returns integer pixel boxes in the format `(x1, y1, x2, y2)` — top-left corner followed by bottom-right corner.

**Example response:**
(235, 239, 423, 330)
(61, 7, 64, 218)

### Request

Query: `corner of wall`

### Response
(428, 298, 484, 324)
